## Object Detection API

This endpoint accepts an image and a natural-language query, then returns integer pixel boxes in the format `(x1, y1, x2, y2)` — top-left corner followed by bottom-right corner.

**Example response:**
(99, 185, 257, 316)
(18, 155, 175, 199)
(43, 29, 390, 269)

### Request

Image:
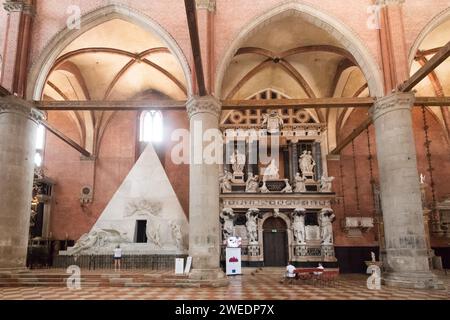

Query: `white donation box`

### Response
(225, 237, 242, 276)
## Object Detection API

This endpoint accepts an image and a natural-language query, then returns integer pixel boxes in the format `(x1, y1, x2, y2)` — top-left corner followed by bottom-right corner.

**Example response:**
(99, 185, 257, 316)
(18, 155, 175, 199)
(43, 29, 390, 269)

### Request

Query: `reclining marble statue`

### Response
(67, 228, 129, 256)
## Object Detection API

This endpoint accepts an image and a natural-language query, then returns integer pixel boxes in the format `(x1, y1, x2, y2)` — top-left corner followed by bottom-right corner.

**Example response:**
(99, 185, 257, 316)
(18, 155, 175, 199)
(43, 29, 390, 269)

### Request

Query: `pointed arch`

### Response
(27, 3, 192, 100)
(215, 2, 384, 99)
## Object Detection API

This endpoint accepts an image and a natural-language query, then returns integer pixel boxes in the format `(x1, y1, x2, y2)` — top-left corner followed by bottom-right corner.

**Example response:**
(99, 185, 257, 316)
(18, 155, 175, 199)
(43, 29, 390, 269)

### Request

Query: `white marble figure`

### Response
(245, 173, 260, 193)
(320, 173, 335, 192)
(68, 231, 100, 256)
(281, 179, 293, 193)
(319, 208, 336, 245)
(246, 208, 260, 245)
(219, 171, 233, 193)
(146, 221, 161, 247)
(420, 173, 426, 185)
(260, 182, 269, 193)
(292, 209, 306, 244)
(68, 228, 129, 256)
(294, 172, 307, 192)
(220, 208, 236, 241)
(263, 159, 279, 181)
(230, 150, 246, 176)
(299, 150, 316, 175)
(371, 251, 376, 262)
(273, 208, 281, 218)
(262, 111, 284, 134)
(125, 199, 162, 217)
(170, 223, 183, 249)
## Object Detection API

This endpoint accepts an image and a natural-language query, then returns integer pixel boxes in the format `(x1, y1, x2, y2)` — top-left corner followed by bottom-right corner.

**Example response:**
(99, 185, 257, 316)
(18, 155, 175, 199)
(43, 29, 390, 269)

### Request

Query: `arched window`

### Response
(34, 124, 46, 167)
(140, 111, 163, 143)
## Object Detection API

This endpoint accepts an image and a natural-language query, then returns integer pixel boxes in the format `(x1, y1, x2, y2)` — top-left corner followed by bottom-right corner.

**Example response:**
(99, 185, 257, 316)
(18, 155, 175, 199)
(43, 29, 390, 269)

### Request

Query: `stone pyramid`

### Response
(66, 143, 188, 255)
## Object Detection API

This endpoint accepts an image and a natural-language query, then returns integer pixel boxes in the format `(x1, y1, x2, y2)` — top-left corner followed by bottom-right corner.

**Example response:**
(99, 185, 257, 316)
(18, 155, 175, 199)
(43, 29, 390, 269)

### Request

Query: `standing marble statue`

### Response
(319, 208, 335, 244)
(420, 173, 426, 185)
(230, 150, 246, 176)
(170, 223, 183, 249)
(220, 208, 235, 241)
(292, 208, 306, 244)
(245, 173, 260, 193)
(299, 150, 316, 176)
(294, 173, 307, 192)
(246, 208, 260, 245)
(320, 173, 335, 192)
(219, 171, 233, 193)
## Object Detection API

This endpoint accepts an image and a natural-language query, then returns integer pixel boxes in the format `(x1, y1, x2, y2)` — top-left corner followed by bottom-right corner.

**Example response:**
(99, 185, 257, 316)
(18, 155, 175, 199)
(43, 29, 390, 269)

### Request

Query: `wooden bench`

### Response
(293, 268, 340, 286)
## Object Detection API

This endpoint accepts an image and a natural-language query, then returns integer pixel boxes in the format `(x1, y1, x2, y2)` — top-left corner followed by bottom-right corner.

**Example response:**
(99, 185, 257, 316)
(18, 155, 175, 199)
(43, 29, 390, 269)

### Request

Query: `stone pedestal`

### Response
(0, 96, 44, 269)
(187, 96, 228, 285)
(371, 92, 441, 289)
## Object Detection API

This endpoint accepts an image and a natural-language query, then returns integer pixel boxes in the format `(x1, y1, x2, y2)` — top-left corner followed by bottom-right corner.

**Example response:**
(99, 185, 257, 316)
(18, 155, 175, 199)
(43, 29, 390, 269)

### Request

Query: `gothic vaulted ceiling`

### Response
(43, 18, 187, 101)
(220, 15, 369, 150)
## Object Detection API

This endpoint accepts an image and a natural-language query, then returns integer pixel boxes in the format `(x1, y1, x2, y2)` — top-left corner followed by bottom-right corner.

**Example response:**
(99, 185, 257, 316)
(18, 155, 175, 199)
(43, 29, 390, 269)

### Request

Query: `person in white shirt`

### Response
(113, 245, 122, 272)
(285, 263, 297, 284)
(314, 263, 324, 276)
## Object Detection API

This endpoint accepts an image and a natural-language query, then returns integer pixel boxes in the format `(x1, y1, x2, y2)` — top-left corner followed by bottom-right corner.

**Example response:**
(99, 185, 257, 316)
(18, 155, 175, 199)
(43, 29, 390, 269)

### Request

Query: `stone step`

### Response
(0, 281, 102, 287)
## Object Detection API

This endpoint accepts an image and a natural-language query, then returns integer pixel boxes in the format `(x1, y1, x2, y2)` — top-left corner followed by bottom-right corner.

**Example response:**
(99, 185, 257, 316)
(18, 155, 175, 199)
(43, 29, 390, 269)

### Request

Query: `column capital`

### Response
(187, 95, 221, 119)
(370, 91, 415, 121)
(0, 95, 45, 123)
(3, 1, 35, 14)
(196, 0, 216, 12)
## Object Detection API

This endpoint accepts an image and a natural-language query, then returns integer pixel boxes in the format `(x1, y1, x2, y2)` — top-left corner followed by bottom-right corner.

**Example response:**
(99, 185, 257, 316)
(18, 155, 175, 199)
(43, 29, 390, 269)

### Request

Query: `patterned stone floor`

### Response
(0, 270, 449, 300)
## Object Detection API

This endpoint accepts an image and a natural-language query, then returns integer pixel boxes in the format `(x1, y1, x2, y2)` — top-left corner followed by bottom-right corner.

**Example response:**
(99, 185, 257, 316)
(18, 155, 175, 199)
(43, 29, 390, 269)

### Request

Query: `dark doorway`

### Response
(263, 217, 288, 266)
(135, 220, 147, 243)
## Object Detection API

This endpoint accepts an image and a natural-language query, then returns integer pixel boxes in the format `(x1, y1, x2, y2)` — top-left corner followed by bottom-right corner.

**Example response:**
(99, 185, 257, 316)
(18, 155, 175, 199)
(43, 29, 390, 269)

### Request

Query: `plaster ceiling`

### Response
(43, 19, 187, 101)
(221, 16, 368, 100)
(413, 19, 450, 97)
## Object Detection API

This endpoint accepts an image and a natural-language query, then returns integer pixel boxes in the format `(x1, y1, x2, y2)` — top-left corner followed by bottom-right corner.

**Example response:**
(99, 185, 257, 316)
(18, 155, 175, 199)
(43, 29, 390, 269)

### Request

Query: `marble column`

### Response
(0, 96, 44, 270)
(291, 142, 299, 178)
(371, 92, 441, 289)
(187, 96, 227, 284)
(313, 142, 322, 180)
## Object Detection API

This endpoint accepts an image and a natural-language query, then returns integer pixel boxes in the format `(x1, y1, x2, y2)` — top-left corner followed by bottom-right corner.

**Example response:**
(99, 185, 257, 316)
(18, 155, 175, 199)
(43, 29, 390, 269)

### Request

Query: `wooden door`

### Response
(263, 217, 288, 266)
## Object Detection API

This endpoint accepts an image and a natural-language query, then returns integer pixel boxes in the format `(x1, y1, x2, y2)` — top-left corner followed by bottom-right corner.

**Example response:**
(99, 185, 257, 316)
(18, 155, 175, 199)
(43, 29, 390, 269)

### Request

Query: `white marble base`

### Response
(60, 243, 187, 256)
